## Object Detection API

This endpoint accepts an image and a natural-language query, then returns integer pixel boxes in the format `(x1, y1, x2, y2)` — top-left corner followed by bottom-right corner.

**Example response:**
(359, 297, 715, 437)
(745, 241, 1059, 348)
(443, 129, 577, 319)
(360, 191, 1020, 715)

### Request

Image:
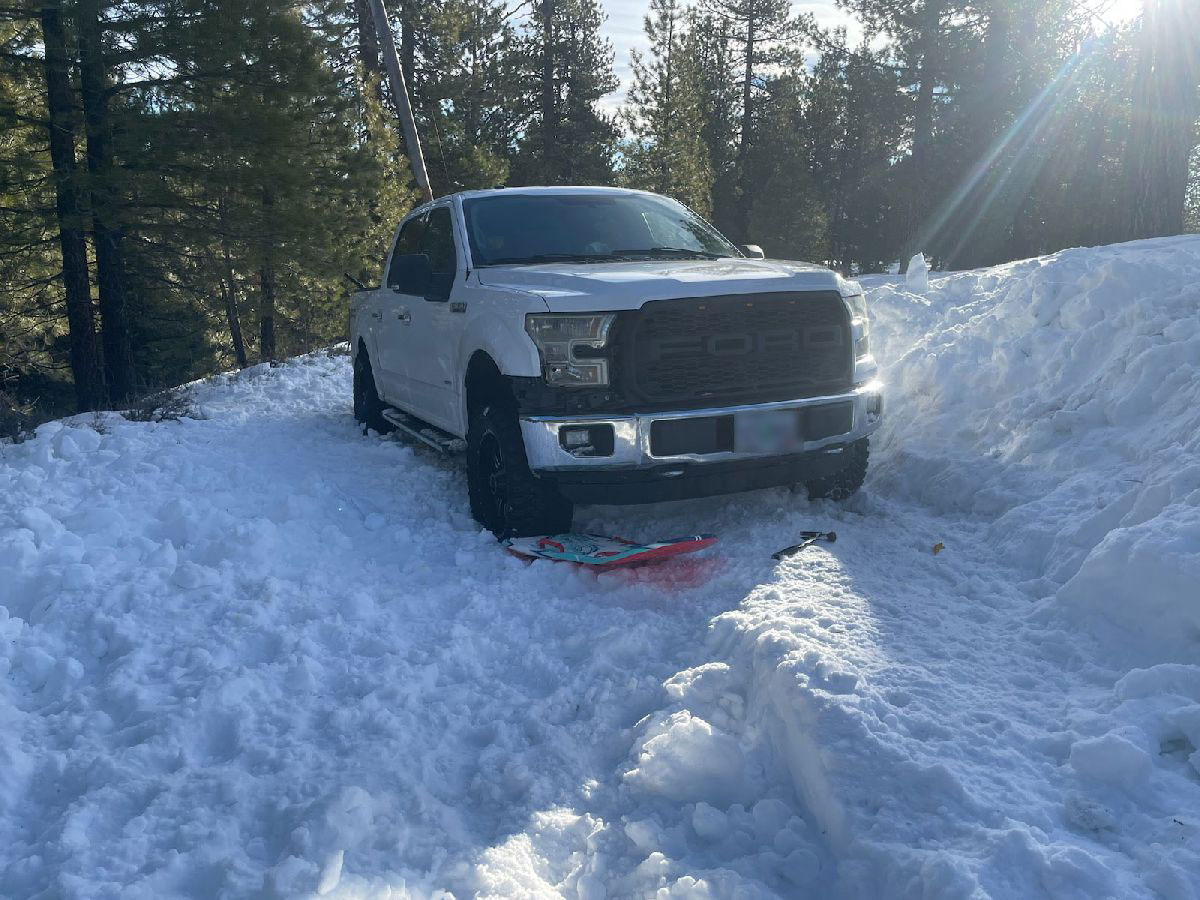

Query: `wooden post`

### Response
(369, 0, 433, 203)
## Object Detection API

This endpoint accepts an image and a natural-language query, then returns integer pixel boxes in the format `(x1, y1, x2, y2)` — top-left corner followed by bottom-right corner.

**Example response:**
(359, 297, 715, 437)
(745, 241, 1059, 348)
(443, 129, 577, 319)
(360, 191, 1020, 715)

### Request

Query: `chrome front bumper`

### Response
(520, 380, 883, 471)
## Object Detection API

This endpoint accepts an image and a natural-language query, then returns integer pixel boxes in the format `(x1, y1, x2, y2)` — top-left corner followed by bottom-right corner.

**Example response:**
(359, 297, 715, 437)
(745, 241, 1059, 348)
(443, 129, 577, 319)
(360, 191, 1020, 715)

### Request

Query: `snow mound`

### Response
(866, 235, 1200, 664)
(3, 237, 1200, 899)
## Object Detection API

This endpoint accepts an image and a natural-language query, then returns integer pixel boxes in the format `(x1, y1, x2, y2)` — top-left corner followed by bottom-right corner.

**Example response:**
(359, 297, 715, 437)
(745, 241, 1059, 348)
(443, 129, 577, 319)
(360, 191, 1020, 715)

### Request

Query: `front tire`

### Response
(353, 348, 393, 434)
(803, 438, 869, 500)
(467, 404, 573, 538)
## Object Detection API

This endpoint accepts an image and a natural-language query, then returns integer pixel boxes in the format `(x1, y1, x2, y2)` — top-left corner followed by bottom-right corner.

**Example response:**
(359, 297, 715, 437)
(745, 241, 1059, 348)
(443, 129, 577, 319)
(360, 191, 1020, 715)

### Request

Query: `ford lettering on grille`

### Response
(630, 292, 853, 404)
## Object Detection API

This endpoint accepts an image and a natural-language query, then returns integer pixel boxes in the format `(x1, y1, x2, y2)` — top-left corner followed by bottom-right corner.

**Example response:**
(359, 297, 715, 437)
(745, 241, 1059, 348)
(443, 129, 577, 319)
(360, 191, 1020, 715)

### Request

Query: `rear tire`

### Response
(467, 403, 573, 538)
(803, 438, 869, 500)
(353, 348, 393, 434)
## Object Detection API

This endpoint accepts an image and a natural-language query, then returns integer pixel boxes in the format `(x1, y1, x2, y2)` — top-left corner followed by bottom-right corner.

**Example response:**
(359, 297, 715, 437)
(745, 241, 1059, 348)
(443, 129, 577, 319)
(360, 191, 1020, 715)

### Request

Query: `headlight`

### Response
(525, 313, 616, 386)
(843, 291, 870, 359)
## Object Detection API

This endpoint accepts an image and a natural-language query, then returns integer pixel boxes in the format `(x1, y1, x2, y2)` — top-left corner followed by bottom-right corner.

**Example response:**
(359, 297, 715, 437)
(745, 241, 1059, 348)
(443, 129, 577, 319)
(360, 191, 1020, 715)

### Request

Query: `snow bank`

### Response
(866, 235, 1200, 665)
(3, 237, 1199, 900)
(648, 238, 1200, 899)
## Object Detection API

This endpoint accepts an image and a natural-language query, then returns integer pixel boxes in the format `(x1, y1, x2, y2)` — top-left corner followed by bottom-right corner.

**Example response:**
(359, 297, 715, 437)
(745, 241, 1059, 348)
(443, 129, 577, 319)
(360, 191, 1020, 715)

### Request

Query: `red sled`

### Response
(503, 533, 717, 568)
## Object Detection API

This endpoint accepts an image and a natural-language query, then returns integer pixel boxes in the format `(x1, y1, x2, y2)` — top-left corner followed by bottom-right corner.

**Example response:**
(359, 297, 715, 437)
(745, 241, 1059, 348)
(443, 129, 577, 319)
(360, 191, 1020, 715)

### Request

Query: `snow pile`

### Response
(0, 353, 834, 897)
(866, 234, 1200, 664)
(904, 252, 930, 293)
(2, 237, 1199, 899)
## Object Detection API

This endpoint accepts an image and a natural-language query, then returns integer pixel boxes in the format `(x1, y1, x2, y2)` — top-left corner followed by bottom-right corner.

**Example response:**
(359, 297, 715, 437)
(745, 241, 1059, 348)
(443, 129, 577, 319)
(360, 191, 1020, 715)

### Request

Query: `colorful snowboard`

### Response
(503, 533, 717, 568)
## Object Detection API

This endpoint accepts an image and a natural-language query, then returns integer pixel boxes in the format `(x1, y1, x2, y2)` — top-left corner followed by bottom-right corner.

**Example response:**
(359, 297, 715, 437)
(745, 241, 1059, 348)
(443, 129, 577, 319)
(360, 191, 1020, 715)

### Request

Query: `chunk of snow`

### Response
(905, 253, 930, 293)
(624, 712, 746, 806)
(1069, 729, 1153, 791)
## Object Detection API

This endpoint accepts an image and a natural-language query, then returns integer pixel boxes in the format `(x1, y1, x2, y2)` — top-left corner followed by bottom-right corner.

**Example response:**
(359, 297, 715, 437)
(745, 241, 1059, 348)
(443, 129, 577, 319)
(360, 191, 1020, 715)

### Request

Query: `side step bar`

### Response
(381, 408, 466, 455)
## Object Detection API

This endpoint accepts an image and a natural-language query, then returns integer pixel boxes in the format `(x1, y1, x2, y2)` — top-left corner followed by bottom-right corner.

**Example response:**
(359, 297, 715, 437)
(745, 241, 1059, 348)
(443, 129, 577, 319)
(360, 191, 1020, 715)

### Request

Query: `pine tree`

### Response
(35, 2, 100, 409)
(701, 0, 802, 239)
(1121, 0, 1200, 239)
(75, 0, 135, 401)
(412, 0, 521, 192)
(744, 73, 829, 261)
(683, 10, 740, 233)
(1, 9, 86, 422)
(799, 37, 907, 270)
(620, 0, 713, 214)
(512, 0, 619, 185)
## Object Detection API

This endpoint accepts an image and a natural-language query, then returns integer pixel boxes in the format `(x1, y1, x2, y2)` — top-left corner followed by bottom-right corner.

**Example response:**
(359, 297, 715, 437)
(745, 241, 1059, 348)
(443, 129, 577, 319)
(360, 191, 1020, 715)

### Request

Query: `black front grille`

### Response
(626, 292, 853, 405)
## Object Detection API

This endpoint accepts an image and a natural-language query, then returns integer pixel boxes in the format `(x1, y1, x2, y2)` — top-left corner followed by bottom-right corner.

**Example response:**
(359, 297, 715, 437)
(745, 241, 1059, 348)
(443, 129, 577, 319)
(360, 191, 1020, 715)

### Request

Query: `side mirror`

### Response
(741, 244, 765, 259)
(388, 253, 432, 295)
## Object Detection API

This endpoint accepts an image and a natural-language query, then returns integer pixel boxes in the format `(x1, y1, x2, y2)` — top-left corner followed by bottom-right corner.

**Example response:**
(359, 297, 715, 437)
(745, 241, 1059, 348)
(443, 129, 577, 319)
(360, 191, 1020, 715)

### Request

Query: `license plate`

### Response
(734, 408, 801, 454)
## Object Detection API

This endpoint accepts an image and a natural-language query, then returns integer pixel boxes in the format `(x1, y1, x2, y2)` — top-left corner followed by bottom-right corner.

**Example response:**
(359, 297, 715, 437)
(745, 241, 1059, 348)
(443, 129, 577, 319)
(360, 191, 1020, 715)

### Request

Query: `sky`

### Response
(598, 0, 862, 111)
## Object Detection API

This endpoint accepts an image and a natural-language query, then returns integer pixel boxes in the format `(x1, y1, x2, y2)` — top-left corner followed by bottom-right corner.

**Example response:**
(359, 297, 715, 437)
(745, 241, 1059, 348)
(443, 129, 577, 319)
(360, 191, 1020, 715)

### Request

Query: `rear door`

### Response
(374, 213, 427, 407)
(404, 205, 465, 431)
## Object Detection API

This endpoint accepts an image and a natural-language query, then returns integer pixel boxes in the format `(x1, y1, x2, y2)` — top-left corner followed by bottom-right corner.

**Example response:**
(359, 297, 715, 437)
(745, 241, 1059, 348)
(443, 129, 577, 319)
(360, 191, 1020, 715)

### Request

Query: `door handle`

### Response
(397, 310, 411, 324)
(370, 311, 383, 320)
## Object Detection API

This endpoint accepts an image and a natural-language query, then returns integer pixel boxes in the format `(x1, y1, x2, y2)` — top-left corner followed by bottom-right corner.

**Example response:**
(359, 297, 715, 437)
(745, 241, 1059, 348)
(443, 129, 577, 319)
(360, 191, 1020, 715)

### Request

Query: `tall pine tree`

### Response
(512, 0, 619, 185)
(620, 0, 713, 213)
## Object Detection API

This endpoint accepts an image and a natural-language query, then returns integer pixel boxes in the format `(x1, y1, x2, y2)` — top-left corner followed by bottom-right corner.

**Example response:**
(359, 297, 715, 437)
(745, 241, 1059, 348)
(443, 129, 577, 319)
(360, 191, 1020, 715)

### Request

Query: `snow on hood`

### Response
(475, 257, 844, 311)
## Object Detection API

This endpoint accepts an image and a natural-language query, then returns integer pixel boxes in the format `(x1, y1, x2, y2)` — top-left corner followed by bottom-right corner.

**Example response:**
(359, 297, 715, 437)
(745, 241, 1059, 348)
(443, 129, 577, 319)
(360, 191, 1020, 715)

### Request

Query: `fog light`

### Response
(558, 424, 615, 457)
(865, 393, 883, 423)
(562, 427, 590, 448)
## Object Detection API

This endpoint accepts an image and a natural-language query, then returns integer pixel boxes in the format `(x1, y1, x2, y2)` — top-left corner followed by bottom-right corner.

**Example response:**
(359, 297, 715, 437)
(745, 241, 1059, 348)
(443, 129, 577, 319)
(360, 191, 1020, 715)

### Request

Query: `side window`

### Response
(421, 207, 457, 300)
(387, 215, 426, 289)
(422, 207, 457, 275)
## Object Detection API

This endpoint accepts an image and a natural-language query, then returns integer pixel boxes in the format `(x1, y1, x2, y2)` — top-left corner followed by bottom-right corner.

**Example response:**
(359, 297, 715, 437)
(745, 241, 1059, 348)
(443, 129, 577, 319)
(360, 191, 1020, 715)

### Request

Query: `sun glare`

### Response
(1099, 0, 1143, 25)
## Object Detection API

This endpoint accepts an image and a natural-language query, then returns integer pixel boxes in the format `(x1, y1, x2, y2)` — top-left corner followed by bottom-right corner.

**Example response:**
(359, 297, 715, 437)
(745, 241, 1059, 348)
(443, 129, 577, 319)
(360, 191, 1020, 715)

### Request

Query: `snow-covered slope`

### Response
(1, 236, 1198, 899)
(867, 234, 1200, 663)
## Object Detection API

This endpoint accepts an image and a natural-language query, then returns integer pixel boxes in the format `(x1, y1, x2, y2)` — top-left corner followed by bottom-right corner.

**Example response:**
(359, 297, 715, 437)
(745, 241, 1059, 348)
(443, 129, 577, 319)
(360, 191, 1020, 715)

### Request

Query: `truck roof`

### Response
(448, 185, 654, 203)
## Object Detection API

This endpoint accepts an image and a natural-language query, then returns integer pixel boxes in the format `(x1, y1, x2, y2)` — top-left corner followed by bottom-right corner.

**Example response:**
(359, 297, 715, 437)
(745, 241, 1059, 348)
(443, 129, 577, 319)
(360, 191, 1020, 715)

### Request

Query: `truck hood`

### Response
(473, 258, 845, 311)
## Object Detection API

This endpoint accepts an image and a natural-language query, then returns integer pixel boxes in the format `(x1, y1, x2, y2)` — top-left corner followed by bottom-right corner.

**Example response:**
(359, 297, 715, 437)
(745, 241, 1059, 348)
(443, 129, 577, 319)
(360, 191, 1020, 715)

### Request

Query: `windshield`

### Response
(463, 192, 740, 266)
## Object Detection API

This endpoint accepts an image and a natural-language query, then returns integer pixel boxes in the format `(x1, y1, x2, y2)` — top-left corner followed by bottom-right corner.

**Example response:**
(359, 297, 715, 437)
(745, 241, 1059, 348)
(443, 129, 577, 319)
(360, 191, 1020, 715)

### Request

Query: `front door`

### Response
(404, 205, 466, 432)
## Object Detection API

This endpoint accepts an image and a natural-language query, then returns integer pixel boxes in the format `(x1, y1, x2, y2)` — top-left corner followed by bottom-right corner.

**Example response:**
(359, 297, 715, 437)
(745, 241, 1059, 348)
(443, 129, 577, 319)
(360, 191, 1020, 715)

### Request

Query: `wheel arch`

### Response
(464, 350, 516, 428)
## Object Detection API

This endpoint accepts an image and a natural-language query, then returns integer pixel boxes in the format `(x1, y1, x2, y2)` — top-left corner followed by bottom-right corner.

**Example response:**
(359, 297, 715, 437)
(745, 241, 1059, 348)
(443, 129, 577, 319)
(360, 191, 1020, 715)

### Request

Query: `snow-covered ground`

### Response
(2, 236, 1199, 899)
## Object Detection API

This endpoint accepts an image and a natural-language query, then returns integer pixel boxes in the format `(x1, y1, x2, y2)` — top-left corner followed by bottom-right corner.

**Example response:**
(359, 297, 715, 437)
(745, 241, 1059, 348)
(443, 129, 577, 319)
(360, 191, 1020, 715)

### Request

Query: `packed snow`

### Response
(2, 235, 1198, 899)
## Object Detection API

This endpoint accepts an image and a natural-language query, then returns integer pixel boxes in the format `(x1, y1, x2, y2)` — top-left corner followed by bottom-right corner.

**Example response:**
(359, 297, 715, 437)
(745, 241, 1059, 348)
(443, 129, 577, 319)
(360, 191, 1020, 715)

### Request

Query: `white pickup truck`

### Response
(349, 186, 883, 536)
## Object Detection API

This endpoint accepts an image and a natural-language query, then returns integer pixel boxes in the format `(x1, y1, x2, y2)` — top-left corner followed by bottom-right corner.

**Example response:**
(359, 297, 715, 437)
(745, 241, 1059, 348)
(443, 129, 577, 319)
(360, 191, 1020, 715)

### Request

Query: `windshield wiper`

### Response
(608, 247, 729, 260)
(482, 253, 618, 265)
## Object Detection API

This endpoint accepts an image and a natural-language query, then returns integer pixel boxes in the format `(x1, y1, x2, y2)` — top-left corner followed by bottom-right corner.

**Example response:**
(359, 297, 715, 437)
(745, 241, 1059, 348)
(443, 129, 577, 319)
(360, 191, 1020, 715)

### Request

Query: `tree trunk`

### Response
(735, 6, 755, 240)
(972, 1, 1011, 148)
(541, 0, 557, 177)
(658, 1, 676, 195)
(75, 0, 134, 403)
(38, 1, 100, 412)
(941, 0, 1012, 270)
(259, 264, 277, 363)
(1123, 0, 1200, 239)
(901, 0, 942, 270)
(355, 0, 385, 139)
(356, 0, 381, 79)
(218, 197, 247, 369)
(220, 277, 248, 370)
(258, 186, 277, 363)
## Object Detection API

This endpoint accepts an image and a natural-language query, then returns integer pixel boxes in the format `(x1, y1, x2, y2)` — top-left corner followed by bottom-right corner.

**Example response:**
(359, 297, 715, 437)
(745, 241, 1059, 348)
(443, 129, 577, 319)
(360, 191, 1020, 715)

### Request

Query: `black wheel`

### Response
(804, 438, 870, 500)
(467, 403, 573, 537)
(353, 347, 393, 434)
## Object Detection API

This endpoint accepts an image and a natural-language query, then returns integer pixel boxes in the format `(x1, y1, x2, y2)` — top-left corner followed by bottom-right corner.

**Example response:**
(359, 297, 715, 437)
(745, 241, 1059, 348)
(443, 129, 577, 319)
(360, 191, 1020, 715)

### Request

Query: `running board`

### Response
(381, 408, 465, 455)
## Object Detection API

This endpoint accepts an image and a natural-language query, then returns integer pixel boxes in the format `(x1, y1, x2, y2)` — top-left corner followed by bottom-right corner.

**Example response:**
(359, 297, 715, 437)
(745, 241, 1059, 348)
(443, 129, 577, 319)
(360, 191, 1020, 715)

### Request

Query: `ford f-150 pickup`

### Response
(349, 186, 883, 536)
